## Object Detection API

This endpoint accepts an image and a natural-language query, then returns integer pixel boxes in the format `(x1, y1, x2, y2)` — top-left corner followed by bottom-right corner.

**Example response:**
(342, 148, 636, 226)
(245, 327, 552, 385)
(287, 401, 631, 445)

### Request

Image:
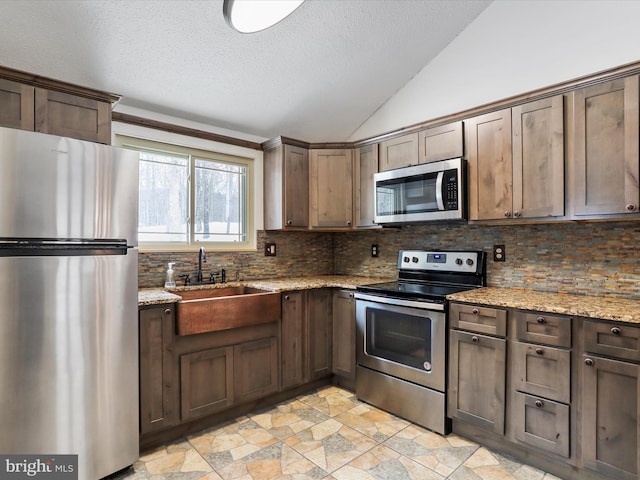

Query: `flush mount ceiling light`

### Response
(223, 0, 305, 33)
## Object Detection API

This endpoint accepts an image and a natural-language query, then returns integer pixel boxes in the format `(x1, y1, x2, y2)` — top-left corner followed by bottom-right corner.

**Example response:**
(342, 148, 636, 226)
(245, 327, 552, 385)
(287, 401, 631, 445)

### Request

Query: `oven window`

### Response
(365, 306, 432, 371)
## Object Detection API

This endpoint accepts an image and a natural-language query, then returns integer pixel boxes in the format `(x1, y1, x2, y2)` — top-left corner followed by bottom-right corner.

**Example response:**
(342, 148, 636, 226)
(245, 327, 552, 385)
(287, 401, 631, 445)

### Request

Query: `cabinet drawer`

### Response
(514, 311, 571, 347)
(450, 303, 507, 337)
(584, 320, 640, 362)
(513, 391, 570, 458)
(513, 342, 571, 403)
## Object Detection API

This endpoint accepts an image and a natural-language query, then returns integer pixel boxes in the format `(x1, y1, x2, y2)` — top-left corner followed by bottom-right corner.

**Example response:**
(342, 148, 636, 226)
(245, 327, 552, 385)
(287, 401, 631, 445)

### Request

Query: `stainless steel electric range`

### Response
(355, 249, 487, 434)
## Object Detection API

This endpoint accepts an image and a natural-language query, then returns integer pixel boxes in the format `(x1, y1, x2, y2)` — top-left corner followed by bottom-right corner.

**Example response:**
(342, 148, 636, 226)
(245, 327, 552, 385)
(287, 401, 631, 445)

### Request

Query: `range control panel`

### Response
(398, 250, 482, 274)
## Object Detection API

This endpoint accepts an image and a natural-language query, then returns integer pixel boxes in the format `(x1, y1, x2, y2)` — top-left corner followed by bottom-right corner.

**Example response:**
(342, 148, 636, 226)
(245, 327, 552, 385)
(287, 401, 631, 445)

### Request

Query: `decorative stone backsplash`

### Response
(138, 230, 334, 288)
(333, 221, 640, 300)
(140, 222, 640, 300)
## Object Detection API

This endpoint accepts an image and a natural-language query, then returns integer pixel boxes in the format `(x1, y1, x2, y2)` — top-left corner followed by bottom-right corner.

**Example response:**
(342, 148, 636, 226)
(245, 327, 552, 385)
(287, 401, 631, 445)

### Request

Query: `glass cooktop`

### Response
(356, 280, 475, 302)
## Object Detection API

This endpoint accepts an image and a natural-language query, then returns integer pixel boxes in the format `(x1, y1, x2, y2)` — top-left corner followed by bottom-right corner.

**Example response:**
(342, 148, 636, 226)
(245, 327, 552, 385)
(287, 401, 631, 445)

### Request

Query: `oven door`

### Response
(355, 294, 446, 392)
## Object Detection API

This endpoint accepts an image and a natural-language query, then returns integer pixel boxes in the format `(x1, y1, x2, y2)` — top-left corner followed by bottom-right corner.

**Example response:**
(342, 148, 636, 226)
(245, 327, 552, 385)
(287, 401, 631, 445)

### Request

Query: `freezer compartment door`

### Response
(0, 251, 139, 480)
(0, 127, 138, 244)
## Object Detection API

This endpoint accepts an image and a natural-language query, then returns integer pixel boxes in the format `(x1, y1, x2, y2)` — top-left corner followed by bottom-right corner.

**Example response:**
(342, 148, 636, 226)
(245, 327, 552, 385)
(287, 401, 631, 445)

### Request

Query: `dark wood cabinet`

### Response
(281, 291, 307, 390)
(448, 329, 506, 434)
(308, 289, 333, 380)
(418, 121, 463, 164)
(309, 149, 354, 229)
(379, 132, 419, 171)
(234, 337, 279, 403)
(0, 78, 34, 130)
(332, 290, 356, 386)
(180, 346, 234, 421)
(139, 305, 178, 434)
(354, 144, 379, 228)
(572, 76, 640, 217)
(264, 143, 309, 229)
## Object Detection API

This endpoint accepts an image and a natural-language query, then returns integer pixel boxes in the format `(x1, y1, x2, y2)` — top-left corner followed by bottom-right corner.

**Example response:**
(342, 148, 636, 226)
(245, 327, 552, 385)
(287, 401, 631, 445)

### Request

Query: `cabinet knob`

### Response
(504, 211, 511, 217)
(471, 336, 479, 343)
(535, 399, 544, 408)
(585, 358, 594, 367)
(626, 203, 637, 211)
(347, 221, 352, 226)
(284, 295, 290, 301)
(536, 316, 545, 324)
(286, 219, 292, 225)
(164, 308, 171, 316)
(349, 293, 354, 298)
(513, 210, 521, 218)
(535, 348, 544, 355)
(611, 326, 621, 335)
(472, 308, 479, 315)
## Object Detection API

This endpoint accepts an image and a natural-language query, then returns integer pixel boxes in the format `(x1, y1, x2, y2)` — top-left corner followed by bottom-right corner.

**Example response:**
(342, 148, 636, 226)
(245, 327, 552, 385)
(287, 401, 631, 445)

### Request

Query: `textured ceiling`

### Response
(0, 0, 491, 143)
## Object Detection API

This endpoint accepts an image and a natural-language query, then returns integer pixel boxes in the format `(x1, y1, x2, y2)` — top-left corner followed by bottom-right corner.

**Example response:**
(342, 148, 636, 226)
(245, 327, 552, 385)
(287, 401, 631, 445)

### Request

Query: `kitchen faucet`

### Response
(196, 247, 206, 283)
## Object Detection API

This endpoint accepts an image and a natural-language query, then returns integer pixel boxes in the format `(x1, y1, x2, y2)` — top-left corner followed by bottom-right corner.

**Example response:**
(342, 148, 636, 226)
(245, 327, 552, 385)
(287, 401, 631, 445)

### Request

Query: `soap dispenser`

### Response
(164, 262, 176, 288)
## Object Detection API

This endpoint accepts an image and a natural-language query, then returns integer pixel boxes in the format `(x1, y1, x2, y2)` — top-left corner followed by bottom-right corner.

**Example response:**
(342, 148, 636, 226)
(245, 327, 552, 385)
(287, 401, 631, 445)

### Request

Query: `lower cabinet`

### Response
(281, 291, 307, 389)
(308, 289, 333, 380)
(234, 337, 279, 403)
(332, 289, 356, 385)
(139, 305, 179, 434)
(180, 346, 234, 421)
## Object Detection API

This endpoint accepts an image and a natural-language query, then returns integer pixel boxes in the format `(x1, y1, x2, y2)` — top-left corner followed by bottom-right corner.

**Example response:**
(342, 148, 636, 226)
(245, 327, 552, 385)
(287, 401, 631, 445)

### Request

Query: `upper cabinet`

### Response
(309, 148, 354, 229)
(466, 96, 565, 222)
(354, 143, 379, 228)
(0, 69, 116, 144)
(419, 121, 463, 164)
(264, 143, 309, 230)
(571, 76, 640, 217)
(379, 132, 418, 171)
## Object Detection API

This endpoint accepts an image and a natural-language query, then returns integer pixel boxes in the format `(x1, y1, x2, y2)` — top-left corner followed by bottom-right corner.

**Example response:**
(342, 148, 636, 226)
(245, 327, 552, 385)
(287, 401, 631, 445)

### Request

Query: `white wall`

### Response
(350, 0, 640, 141)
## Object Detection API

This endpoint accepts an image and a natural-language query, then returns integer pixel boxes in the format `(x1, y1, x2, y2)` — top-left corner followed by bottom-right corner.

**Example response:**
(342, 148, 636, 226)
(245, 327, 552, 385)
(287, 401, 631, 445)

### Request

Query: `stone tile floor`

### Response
(113, 386, 562, 480)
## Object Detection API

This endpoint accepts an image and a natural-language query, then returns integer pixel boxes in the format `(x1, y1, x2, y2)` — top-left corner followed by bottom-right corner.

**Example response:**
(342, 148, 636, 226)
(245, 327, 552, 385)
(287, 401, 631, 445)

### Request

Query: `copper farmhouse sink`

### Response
(176, 287, 281, 335)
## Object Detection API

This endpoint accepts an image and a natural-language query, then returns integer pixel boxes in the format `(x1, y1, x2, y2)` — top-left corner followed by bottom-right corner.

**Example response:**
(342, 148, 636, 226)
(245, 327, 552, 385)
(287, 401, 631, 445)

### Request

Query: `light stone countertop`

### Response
(138, 275, 392, 307)
(447, 286, 640, 324)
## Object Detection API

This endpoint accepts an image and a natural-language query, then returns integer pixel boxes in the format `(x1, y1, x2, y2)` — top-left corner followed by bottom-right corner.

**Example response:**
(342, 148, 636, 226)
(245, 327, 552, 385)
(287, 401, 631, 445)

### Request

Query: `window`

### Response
(118, 136, 254, 250)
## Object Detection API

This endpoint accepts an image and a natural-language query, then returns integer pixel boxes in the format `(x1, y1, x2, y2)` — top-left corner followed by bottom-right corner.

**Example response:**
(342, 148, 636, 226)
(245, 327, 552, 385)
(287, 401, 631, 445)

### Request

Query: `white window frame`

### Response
(115, 131, 261, 252)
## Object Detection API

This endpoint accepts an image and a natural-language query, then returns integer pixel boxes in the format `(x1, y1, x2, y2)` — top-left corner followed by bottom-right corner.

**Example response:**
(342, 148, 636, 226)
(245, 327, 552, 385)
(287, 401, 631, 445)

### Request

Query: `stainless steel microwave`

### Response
(374, 157, 465, 224)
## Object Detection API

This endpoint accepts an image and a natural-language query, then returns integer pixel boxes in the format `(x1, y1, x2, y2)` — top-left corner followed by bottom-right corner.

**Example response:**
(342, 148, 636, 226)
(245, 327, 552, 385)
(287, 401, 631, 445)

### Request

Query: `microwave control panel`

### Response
(444, 170, 458, 210)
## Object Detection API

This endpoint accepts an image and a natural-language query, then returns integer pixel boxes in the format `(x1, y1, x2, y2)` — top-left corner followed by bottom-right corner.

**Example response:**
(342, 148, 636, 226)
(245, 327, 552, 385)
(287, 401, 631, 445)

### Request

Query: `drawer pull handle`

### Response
(611, 327, 621, 335)
(504, 210, 511, 217)
(535, 348, 544, 355)
(535, 400, 544, 408)
(471, 336, 479, 343)
(164, 308, 171, 316)
(536, 316, 545, 324)
(472, 308, 479, 315)
(585, 358, 594, 367)
(626, 203, 637, 211)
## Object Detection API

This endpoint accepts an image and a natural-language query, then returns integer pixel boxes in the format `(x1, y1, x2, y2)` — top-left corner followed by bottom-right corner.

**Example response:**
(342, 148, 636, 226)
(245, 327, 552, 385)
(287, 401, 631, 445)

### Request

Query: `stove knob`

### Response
(466, 258, 474, 266)
(403, 256, 410, 263)
(455, 258, 463, 265)
(412, 257, 419, 263)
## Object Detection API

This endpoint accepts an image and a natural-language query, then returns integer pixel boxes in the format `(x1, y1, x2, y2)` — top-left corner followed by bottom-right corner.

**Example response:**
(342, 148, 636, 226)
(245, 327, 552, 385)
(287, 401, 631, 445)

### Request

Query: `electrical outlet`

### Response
(264, 242, 277, 256)
(371, 244, 379, 257)
(493, 244, 505, 262)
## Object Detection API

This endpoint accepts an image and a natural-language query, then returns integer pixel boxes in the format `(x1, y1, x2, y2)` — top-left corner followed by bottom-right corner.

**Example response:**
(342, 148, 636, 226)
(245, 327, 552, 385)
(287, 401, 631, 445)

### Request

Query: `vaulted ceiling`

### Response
(0, 0, 491, 142)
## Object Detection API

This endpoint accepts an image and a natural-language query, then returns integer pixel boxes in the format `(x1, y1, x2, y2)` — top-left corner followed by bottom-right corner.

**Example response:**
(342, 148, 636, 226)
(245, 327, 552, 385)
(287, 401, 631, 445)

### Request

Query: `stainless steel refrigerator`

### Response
(0, 127, 139, 479)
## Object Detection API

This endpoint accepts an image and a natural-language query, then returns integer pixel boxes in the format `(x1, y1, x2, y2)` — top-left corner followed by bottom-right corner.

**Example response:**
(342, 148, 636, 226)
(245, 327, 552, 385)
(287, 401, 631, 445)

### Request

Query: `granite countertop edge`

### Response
(447, 286, 640, 325)
(138, 275, 392, 307)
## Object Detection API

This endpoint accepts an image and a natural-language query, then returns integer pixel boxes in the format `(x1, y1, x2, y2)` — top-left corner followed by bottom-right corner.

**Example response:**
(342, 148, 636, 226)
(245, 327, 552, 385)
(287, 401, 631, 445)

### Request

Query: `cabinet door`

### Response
(308, 289, 333, 380)
(513, 392, 570, 458)
(379, 132, 419, 171)
(180, 346, 234, 421)
(355, 144, 379, 228)
(0, 78, 34, 130)
(309, 149, 354, 228)
(512, 342, 570, 403)
(512, 96, 565, 218)
(418, 121, 463, 164)
(284, 145, 309, 227)
(466, 109, 513, 220)
(332, 290, 356, 381)
(281, 291, 307, 389)
(139, 306, 178, 434)
(582, 355, 640, 480)
(35, 88, 111, 144)
(448, 330, 506, 434)
(234, 337, 279, 403)
(572, 76, 640, 216)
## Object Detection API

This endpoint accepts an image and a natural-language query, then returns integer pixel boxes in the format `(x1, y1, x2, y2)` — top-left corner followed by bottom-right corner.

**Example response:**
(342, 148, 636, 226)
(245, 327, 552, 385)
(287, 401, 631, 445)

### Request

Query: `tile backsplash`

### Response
(140, 221, 640, 300)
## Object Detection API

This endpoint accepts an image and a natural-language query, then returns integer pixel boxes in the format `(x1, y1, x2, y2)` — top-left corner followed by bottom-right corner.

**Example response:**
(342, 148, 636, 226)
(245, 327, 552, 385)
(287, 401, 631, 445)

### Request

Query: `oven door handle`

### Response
(435, 171, 445, 211)
(354, 292, 445, 311)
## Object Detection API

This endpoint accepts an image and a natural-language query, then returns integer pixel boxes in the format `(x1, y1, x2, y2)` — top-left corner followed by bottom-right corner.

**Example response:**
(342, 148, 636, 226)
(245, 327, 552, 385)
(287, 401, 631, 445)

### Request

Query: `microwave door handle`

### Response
(435, 171, 445, 210)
